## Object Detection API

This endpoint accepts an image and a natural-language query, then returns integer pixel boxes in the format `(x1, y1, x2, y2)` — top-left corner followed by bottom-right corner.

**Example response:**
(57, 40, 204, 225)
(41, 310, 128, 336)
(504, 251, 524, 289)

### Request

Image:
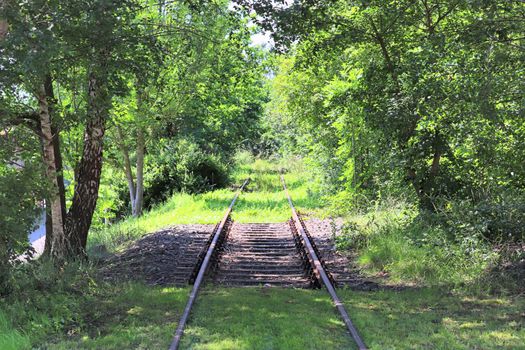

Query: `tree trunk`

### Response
(0, 20, 7, 40)
(64, 67, 109, 257)
(116, 125, 136, 214)
(37, 82, 67, 262)
(0, 236, 9, 295)
(41, 76, 66, 257)
(133, 126, 145, 217)
(116, 121, 145, 218)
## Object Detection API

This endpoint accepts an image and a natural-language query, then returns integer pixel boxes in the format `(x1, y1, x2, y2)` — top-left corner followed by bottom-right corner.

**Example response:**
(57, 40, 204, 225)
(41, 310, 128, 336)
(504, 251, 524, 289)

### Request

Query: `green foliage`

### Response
(88, 167, 124, 230)
(0, 141, 42, 294)
(99, 1, 269, 218)
(1, 158, 523, 349)
(89, 157, 323, 253)
(0, 259, 189, 349)
(335, 200, 502, 289)
(263, 0, 525, 225)
(143, 139, 230, 208)
(434, 192, 525, 242)
(0, 311, 30, 350)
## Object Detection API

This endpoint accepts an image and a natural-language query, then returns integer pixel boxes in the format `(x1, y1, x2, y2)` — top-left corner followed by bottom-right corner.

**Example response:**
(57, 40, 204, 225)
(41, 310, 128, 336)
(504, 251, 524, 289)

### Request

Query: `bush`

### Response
(356, 217, 496, 287)
(0, 165, 41, 295)
(142, 139, 230, 209)
(177, 142, 229, 192)
(1, 259, 96, 345)
(435, 192, 525, 243)
(233, 150, 255, 167)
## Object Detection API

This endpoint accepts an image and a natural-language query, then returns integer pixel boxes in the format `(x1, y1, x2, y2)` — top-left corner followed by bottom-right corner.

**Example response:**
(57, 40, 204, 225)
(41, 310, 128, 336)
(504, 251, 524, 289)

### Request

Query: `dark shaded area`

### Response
(99, 224, 214, 286)
(142, 154, 230, 211)
(484, 242, 525, 294)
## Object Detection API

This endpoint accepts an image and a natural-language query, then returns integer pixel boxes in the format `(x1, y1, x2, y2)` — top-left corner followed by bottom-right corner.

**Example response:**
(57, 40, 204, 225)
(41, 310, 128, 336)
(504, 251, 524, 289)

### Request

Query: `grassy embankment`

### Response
(1, 158, 524, 349)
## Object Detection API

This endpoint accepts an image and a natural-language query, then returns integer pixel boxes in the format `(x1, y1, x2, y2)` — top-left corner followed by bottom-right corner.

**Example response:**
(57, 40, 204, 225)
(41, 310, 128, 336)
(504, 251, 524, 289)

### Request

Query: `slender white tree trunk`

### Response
(37, 84, 66, 261)
(116, 125, 136, 214)
(133, 126, 145, 217)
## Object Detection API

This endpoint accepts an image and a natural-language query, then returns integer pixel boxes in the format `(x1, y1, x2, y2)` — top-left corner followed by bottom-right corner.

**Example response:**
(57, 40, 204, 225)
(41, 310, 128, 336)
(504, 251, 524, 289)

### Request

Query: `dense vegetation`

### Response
(0, 0, 268, 288)
(259, 0, 525, 291)
(0, 0, 524, 349)
(1, 160, 524, 349)
(262, 0, 525, 221)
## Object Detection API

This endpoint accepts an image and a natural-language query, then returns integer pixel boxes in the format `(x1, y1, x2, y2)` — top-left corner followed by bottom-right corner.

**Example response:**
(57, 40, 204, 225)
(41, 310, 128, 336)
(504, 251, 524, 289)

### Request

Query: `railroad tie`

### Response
(214, 222, 311, 288)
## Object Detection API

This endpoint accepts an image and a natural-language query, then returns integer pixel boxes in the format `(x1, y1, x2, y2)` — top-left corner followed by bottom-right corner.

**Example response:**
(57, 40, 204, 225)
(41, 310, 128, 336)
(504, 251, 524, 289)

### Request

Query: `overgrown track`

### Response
(214, 222, 312, 287)
(169, 177, 367, 350)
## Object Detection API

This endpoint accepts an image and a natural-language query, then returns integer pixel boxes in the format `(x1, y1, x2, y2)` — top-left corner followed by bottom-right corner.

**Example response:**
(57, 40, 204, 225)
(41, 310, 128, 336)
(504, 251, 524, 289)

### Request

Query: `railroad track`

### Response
(169, 177, 367, 350)
(214, 222, 312, 287)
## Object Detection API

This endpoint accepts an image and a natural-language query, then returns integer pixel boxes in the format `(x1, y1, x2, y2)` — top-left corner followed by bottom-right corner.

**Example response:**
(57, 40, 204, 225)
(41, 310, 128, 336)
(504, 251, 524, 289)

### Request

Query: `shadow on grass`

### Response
(180, 287, 356, 350)
(340, 288, 525, 350)
(46, 283, 189, 350)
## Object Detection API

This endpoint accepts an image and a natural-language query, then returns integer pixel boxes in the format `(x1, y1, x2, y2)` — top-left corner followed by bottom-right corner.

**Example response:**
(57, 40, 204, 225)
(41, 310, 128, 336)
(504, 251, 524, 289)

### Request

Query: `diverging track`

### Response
(169, 177, 367, 350)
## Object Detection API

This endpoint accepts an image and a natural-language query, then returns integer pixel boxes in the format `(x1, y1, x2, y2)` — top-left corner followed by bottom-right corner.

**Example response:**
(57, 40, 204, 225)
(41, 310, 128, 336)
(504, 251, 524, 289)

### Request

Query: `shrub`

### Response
(355, 217, 496, 287)
(435, 192, 525, 243)
(2, 259, 97, 345)
(142, 139, 230, 209)
(336, 200, 498, 288)
(0, 165, 40, 295)
(233, 150, 255, 167)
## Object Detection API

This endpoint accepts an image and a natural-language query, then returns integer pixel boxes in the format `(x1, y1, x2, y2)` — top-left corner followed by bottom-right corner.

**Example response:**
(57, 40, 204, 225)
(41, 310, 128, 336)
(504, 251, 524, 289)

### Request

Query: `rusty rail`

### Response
(168, 178, 250, 350)
(281, 175, 368, 350)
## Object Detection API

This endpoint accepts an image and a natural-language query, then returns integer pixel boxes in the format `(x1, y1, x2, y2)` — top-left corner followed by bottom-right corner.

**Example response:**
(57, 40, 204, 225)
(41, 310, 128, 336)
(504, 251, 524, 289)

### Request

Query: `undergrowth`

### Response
(335, 198, 523, 294)
(2, 155, 523, 350)
(0, 259, 189, 349)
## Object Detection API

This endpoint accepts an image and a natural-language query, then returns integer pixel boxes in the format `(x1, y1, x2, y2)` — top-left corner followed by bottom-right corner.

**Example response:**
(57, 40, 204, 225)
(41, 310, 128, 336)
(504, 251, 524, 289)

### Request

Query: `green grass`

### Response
(333, 199, 501, 290)
(176, 286, 525, 350)
(180, 288, 355, 350)
(3, 156, 524, 349)
(339, 288, 525, 350)
(1, 265, 190, 350)
(44, 284, 189, 350)
(0, 312, 30, 350)
(4, 281, 523, 350)
(89, 158, 324, 253)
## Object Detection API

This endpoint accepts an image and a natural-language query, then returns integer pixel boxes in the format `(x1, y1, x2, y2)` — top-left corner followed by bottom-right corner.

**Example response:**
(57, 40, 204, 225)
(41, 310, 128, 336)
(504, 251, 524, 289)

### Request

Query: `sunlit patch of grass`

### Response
(180, 287, 355, 350)
(177, 286, 525, 349)
(338, 288, 525, 350)
(90, 158, 324, 252)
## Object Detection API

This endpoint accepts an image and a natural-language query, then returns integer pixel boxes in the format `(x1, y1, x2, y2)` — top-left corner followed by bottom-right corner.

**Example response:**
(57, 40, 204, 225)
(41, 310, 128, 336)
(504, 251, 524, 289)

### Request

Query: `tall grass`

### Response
(336, 199, 498, 289)
(0, 312, 30, 350)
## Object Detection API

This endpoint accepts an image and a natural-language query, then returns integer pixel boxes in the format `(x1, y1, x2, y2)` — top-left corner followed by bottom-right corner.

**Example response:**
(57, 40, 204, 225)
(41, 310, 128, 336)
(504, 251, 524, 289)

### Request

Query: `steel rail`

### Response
(168, 178, 250, 350)
(281, 175, 368, 350)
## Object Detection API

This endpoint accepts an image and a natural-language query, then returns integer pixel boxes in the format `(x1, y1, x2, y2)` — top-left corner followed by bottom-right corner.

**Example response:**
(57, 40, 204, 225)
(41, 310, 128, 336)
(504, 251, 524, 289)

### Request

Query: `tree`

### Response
(106, 2, 268, 214)
(0, 0, 161, 259)
(259, 0, 525, 211)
